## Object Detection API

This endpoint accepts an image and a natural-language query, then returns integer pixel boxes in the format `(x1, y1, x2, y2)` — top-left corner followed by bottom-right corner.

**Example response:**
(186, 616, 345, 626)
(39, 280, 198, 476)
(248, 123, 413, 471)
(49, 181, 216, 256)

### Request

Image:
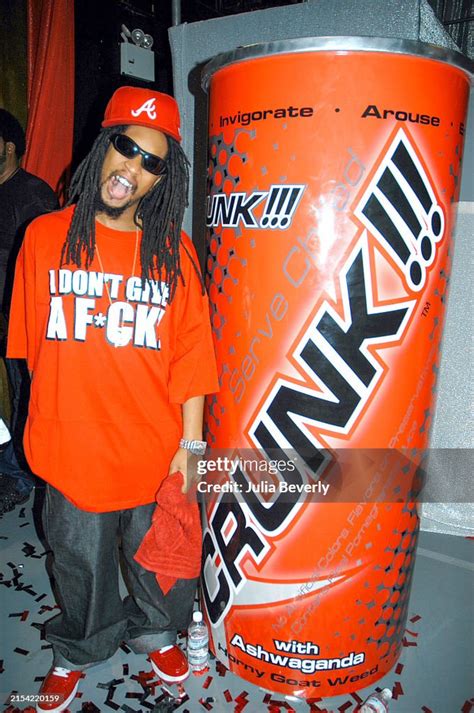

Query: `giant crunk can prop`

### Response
(201, 38, 472, 698)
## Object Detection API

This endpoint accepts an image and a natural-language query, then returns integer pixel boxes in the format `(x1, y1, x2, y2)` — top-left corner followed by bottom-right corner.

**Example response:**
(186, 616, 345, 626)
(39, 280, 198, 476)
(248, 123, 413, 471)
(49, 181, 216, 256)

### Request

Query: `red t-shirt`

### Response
(7, 206, 219, 512)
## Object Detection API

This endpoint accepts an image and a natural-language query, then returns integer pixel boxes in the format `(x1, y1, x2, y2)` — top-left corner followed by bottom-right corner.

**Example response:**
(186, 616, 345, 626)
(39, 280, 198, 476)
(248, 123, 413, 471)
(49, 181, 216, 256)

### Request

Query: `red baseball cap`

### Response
(102, 86, 182, 142)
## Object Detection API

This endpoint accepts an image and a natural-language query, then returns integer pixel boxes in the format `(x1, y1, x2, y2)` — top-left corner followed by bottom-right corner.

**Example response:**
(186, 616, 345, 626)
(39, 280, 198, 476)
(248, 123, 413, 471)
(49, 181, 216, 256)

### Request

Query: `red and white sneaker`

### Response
(149, 645, 190, 683)
(36, 666, 83, 712)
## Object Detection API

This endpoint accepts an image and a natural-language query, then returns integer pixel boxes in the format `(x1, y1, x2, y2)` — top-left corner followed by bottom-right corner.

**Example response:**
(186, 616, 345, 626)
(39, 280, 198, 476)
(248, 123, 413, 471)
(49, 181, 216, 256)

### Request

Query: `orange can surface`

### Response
(201, 39, 472, 698)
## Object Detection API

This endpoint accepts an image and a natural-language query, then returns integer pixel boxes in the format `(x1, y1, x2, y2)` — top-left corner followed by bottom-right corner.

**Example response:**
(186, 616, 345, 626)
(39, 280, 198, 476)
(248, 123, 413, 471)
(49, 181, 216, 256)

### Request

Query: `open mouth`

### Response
(106, 174, 135, 201)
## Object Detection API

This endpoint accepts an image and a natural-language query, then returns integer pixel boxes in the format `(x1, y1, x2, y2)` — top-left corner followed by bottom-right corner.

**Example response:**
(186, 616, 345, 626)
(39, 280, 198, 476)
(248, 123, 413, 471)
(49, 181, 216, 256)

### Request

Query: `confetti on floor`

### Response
(0, 491, 472, 712)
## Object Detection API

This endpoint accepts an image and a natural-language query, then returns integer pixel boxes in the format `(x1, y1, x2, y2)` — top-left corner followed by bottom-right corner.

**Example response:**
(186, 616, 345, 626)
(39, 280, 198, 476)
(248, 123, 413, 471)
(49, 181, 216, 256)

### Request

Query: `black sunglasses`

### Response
(109, 133, 167, 176)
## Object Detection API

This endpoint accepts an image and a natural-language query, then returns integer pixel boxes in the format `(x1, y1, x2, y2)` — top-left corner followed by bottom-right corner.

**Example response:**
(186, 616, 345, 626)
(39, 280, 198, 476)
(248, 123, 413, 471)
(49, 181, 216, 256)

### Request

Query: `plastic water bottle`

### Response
(359, 688, 392, 712)
(187, 611, 209, 672)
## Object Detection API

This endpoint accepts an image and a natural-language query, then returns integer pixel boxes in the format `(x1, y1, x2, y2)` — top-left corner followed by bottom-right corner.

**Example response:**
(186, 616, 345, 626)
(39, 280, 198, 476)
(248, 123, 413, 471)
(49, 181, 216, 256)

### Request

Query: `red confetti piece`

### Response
(223, 689, 233, 702)
(421, 707, 433, 713)
(215, 661, 228, 677)
(461, 700, 474, 713)
(235, 692, 249, 704)
(409, 614, 422, 623)
(350, 692, 364, 704)
(404, 628, 419, 637)
(235, 692, 249, 712)
(21, 610, 29, 621)
(130, 669, 159, 696)
(202, 676, 213, 690)
(395, 662, 404, 674)
(391, 681, 404, 700)
(402, 636, 418, 647)
(199, 697, 213, 710)
(338, 703, 353, 712)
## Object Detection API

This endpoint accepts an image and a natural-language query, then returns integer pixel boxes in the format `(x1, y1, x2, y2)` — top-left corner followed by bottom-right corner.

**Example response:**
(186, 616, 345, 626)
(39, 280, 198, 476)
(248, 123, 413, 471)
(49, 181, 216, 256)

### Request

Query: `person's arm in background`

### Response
(5, 177, 59, 317)
(6, 223, 37, 370)
(15, 177, 58, 231)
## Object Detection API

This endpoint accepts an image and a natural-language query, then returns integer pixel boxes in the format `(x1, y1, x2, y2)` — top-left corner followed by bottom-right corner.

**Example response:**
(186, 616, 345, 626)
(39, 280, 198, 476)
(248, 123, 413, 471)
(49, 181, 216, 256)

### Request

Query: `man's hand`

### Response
(168, 447, 198, 494)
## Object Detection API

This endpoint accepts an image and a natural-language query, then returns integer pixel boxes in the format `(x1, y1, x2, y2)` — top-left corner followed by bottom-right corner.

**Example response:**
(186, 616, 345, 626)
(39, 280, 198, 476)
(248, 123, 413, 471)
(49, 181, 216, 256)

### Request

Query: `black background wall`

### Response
(1, 0, 470, 173)
(73, 0, 173, 171)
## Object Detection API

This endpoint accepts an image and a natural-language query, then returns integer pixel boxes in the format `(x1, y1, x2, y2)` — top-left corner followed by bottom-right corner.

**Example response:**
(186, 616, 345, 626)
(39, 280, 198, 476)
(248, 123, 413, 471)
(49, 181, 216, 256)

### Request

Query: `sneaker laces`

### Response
(52, 666, 72, 678)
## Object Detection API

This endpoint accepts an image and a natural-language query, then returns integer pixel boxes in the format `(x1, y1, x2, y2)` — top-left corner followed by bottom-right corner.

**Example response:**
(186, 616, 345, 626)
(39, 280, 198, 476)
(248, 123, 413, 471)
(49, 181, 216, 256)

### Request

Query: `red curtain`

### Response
(24, 0, 74, 203)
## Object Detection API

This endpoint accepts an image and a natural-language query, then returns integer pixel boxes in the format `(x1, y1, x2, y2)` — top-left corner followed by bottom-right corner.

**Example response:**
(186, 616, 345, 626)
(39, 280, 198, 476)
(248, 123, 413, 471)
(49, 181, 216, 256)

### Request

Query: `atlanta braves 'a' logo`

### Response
(131, 98, 157, 120)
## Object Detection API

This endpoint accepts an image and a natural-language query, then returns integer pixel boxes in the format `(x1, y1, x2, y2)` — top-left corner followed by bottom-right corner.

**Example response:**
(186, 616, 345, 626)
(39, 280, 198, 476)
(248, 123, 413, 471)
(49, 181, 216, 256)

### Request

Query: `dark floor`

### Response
(1, 489, 473, 713)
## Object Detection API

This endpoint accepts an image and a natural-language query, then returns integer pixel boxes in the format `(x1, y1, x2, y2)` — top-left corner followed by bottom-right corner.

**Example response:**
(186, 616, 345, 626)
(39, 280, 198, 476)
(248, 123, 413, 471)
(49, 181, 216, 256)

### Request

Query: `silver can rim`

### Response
(201, 36, 474, 90)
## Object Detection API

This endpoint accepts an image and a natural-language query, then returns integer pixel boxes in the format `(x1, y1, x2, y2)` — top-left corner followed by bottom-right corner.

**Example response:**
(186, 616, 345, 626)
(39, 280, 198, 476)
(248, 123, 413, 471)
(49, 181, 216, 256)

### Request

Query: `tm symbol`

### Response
(421, 301, 431, 317)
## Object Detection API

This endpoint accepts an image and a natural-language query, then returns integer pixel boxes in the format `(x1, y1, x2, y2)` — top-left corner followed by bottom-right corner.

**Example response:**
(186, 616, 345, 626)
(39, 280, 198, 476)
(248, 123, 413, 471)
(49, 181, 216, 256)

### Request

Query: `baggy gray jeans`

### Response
(43, 485, 197, 669)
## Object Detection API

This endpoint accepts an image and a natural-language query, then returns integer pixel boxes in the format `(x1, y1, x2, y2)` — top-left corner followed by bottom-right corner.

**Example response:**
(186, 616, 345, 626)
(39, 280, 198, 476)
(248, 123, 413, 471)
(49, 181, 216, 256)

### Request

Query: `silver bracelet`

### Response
(179, 438, 207, 456)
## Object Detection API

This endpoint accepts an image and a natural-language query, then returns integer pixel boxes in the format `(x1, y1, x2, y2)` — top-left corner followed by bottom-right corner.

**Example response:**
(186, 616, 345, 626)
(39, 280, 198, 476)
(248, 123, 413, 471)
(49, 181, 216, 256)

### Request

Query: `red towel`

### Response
(134, 472, 202, 594)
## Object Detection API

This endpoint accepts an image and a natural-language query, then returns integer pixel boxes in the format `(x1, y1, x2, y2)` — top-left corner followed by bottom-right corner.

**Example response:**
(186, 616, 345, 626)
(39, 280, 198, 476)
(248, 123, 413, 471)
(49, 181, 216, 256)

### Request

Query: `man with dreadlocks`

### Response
(7, 87, 219, 712)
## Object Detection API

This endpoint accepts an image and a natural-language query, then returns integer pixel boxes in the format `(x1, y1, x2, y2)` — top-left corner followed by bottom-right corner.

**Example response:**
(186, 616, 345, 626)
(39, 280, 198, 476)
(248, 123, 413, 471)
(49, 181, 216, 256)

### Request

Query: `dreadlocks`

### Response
(63, 125, 201, 301)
